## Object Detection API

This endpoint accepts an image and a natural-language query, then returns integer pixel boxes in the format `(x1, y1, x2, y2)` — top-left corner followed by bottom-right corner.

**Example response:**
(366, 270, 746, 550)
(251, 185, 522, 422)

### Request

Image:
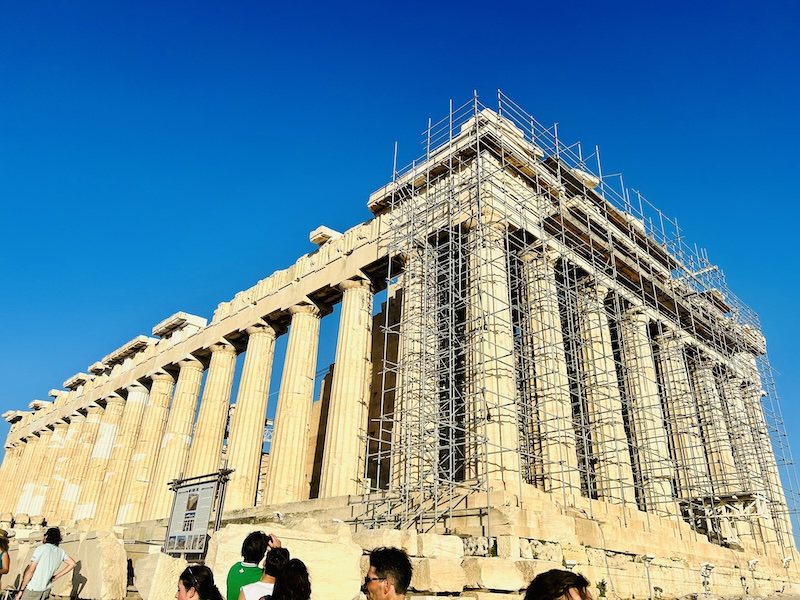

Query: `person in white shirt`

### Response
(238, 546, 290, 600)
(16, 528, 76, 600)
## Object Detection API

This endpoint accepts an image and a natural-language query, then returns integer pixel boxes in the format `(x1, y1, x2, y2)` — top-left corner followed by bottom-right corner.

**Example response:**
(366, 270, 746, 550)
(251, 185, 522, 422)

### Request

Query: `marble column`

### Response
(120, 371, 175, 524)
(466, 218, 520, 483)
(617, 308, 679, 517)
(145, 356, 204, 520)
(185, 341, 237, 477)
(520, 248, 581, 495)
(42, 412, 86, 519)
(319, 278, 374, 497)
(16, 428, 53, 515)
(59, 404, 104, 521)
(576, 281, 636, 505)
(655, 331, 711, 499)
(0, 442, 25, 510)
(226, 324, 278, 509)
(690, 357, 740, 494)
(6, 436, 36, 513)
(263, 304, 321, 504)
(30, 421, 68, 516)
(93, 381, 150, 527)
(74, 394, 125, 521)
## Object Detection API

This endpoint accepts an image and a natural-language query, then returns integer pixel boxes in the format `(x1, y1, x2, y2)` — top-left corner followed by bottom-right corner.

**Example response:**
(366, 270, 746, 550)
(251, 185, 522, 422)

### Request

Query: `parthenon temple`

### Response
(1, 93, 798, 598)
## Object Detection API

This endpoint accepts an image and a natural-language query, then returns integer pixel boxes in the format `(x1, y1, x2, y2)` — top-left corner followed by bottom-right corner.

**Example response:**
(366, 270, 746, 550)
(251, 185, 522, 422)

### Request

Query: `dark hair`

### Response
(525, 570, 591, 600)
(179, 565, 224, 600)
(44, 527, 62, 546)
(241, 531, 270, 563)
(0, 537, 8, 553)
(370, 547, 413, 595)
(263, 547, 290, 578)
(271, 559, 311, 600)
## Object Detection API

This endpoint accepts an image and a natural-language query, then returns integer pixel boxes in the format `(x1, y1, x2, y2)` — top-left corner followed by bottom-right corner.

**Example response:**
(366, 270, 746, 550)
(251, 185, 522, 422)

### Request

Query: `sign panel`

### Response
(164, 480, 217, 554)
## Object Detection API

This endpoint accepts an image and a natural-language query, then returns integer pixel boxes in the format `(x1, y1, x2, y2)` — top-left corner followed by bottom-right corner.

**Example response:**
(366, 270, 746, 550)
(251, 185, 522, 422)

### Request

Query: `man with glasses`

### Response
(361, 547, 412, 600)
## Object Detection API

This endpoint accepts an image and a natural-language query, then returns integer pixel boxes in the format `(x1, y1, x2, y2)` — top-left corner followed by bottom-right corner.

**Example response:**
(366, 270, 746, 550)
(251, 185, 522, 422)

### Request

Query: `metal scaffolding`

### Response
(361, 91, 798, 555)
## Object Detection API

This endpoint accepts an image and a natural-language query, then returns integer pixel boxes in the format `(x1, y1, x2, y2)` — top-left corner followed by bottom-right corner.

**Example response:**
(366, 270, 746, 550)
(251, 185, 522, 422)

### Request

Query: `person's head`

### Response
(263, 547, 291, 581)
(177, 565, 223, 600)
(44, 527, 62, 546)
(525, 570, 592, 600)
(271, 559, 311, 600)
(0, 536, 8, 553)
(362, 547, 413, 600)
(241, 531, 271, 564)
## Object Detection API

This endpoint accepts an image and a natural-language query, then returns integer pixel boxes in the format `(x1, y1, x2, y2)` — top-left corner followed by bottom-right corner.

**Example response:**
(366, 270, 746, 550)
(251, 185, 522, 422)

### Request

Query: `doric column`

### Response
(0, 442, 25, 509)
(93, 381, 150, 527)
(145, 356, 204, 520)
(42, 412, 86, 520)
(120, 371, 175, 524)
(185, 341, 237, 477)
(520, 248, 581, 495)
(690, 357, 740, 494)
(655, 331, 711, 499)
(736, 352, 791, 550)
(319, 279, 374, 497)
(390, 247, 439, 489)
(15, 428, 53, 515)
(30, 421, 68, 516)
(466, 218, 520, 483)
(226, 324, 278, 509)
(263, 304, 321, 504)
(618, 308, 679, 517)
(59, 404, 103, 522)
(576, 281, 636, 505)
(74, 394, 125, 521)
(6, 437, 36, 512)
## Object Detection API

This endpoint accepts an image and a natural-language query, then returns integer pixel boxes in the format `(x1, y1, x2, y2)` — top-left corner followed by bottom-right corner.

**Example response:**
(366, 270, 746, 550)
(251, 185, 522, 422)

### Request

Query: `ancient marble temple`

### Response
(1, 95, 796, 590)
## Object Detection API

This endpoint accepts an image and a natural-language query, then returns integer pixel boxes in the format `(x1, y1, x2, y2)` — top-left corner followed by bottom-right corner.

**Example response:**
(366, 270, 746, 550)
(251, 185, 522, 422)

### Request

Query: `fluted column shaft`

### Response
(618, 309, 679, 516)
(30, 422, 68, 516)
(521, 248, 581, 495)
(576, 282, 636, 505)
(0, 442, 25, 509)
(185, 342, 237, 477)
(93, 382, 150, 527)
(42, 413, 86, 519)
(226, 324, 277, 509)
(7, 439, 38, 512)
(656, 332, 711, 499)
(467, 219, 520, 482)
(121, 372, 175, 524)
(75, 395, 126, 521)
(320, 279, 374, 497)
(690, 358, 739, 494)
(60, 405, 103, 521)
(145, 357, 204, 520)
(15, 429, 53, 515)
(263, 305, 321, 504)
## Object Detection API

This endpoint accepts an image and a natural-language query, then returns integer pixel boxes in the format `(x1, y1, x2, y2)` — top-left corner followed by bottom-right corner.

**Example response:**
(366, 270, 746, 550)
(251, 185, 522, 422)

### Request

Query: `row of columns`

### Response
(0, 276, 376, 527)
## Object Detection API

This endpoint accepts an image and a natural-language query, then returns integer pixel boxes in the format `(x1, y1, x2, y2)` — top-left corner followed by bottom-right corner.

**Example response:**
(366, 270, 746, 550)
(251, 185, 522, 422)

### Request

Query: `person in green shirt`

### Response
(226, 531, 272, 600)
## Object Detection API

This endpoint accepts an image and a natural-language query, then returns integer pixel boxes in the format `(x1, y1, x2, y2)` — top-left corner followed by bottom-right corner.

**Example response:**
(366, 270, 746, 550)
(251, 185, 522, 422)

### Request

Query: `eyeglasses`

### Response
(364, 576, 386, 585)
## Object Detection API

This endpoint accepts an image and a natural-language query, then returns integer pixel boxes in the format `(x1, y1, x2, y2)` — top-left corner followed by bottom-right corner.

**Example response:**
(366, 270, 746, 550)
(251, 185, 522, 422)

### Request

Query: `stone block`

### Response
(418, 533, 463, 558)
(463, 558, 525, 592)
(56, 530, 128, 600)
(29, 515, 46, 527)
(411, 558, 466, 593)
(134, 552, 187, 600)
(353, 528, 403, 551)
(14, 514, 30, 526)
(496, 536, 520, 559)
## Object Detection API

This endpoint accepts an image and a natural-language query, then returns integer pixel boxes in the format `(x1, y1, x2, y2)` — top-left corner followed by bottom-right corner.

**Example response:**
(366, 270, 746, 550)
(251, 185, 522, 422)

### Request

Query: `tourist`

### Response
(271, 559, 310, 600)
(0, 529, 10, 583)
(15, 527, 76, 600)
(238, 547, 290, 600)
(525, 569, 592, 600)
(226, 531, 273, 600)
(177, 565, 224, 600)
(361, 546, 413, 600)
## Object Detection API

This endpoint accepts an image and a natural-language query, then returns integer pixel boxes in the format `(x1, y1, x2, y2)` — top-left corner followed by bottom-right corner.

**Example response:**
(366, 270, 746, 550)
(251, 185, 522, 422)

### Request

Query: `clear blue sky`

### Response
(2, 0, 799, 514)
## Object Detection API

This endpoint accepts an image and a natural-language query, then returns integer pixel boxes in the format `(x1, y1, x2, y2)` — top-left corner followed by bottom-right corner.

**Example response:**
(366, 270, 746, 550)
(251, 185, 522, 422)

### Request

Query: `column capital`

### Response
(149, 371, 176, 384)
(126, 380, 149, 393)
(338, 278, 372, 293)
(209, 341, 237, 355)
(104, 393, 125, 407)
(245, 322, 279, 338)
(289, 303, 322, 318)
(178, 356, 204, 370)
